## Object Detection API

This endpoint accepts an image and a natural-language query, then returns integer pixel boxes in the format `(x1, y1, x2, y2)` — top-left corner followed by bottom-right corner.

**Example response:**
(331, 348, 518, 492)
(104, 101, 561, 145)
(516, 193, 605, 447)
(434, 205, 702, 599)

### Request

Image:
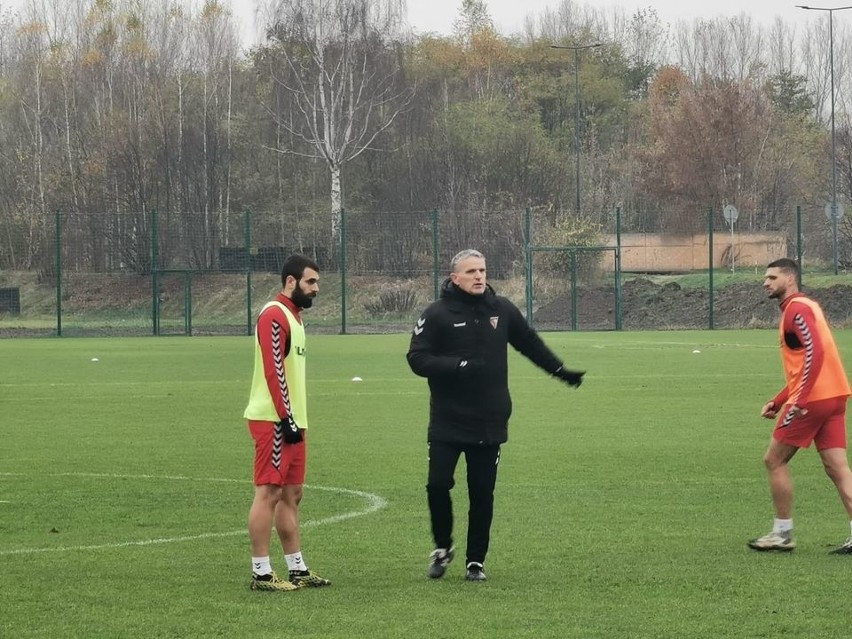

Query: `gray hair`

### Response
(450, 249, 484, 272)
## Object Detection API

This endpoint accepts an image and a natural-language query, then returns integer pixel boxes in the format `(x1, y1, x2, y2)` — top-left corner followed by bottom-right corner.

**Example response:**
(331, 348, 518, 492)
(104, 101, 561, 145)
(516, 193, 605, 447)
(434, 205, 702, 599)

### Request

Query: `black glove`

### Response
(278, 415, 303, 444)
(553, 366, 584, 388)
(457, 358, 485, 377)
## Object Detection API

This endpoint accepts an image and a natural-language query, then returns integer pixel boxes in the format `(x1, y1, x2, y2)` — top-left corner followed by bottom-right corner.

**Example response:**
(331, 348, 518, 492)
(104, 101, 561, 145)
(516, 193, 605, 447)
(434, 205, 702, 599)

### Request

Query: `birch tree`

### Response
(258, 0, 414, 239)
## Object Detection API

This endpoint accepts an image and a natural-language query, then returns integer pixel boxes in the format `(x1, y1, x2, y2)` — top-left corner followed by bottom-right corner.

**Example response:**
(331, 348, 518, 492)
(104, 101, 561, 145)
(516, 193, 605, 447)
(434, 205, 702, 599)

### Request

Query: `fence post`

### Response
(340, 207, 347, 335)
(432, 209, 440, 301)
(245, 209, 253, 336)
(615, 207, 622, 331)
(570, 250, 578, 331)
(184, 272, 192, 336)
(708, 207, 714, 330)
(796, 205, 803, 288)
(55, 210, 62, 337)
(151, 209, 159, 336)
(524, 208, 533, 323)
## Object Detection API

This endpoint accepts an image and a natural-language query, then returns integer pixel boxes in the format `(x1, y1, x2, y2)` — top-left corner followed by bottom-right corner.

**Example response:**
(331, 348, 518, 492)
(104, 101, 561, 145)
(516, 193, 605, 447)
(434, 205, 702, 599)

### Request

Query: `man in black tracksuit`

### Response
(406, 249, 584, 581)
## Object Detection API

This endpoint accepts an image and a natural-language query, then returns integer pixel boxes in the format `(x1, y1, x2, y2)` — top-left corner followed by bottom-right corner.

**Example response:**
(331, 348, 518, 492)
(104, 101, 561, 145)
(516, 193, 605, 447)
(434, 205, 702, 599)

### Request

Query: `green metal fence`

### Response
(1, 207, 851, 337)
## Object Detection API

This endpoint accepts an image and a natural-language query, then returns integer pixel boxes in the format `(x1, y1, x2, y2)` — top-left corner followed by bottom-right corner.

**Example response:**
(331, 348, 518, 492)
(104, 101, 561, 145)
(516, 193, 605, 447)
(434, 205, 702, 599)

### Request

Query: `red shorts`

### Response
(773, 397, 848, 450)
(248, 420, 307, 486)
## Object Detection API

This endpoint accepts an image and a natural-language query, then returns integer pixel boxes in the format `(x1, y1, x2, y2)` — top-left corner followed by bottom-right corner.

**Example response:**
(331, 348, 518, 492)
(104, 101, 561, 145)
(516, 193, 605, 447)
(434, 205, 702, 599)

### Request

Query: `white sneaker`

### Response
(747, 530, 795, 552)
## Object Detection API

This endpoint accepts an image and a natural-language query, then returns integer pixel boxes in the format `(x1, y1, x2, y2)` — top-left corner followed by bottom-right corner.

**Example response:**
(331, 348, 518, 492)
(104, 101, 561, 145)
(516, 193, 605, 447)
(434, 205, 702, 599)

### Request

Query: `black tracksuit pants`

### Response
(426, 440, 501, 565)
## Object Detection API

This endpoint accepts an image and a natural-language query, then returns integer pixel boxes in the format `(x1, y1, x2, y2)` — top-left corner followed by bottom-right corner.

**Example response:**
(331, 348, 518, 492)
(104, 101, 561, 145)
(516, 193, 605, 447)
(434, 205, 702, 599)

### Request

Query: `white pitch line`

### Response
(0, 472, 387, 557)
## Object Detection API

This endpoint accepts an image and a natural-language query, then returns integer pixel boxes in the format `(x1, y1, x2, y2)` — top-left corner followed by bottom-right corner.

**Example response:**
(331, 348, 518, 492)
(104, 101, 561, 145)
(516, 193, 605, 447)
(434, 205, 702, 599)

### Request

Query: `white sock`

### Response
(285, 552, 308, 572)
(773, 518, 793, 533)
(252, 556, 272, 576)
(849, 520, 852, 536)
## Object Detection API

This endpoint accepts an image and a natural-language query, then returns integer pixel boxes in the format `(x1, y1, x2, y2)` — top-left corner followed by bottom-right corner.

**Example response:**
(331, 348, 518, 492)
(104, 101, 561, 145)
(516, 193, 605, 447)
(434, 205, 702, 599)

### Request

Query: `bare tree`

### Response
(674, 15, 766, 84)
(532, 0, 609, 44)
(728, 15, 764, 82)
(14, 13, 50, 269)
(196, 0, 239, 264)
(767, 16, 797, 78)
(452, 0, 493, 46)
(259, 0, 414, 239)
(618, 7, 670, 95)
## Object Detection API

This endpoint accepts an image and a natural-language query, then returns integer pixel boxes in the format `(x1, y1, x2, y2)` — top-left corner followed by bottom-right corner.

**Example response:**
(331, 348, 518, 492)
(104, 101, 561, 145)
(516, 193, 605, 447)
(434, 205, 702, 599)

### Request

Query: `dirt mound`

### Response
(534, 279, 852, 330)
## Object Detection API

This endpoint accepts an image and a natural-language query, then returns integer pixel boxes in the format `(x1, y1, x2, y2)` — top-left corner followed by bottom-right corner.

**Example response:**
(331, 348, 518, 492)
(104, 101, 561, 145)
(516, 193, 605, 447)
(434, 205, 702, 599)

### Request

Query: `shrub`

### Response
(364, 286, 418, 317)
(537, 213, 605, 280)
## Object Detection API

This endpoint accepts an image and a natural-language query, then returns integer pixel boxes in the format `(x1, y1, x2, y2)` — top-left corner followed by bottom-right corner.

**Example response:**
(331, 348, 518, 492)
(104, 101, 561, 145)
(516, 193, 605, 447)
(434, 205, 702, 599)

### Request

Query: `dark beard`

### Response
(291, 286, 314, 309)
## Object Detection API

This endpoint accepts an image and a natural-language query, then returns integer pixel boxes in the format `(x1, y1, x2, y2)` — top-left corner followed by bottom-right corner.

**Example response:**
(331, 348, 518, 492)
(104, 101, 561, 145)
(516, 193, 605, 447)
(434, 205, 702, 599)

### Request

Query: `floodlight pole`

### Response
(550, 43, 602, 215)
(798, 5, 852, 274)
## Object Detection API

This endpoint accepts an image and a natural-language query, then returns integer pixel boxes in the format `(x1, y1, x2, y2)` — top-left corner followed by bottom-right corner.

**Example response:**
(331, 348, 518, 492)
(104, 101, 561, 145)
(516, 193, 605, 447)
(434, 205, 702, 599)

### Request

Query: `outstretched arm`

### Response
(506, 304, 584, 386)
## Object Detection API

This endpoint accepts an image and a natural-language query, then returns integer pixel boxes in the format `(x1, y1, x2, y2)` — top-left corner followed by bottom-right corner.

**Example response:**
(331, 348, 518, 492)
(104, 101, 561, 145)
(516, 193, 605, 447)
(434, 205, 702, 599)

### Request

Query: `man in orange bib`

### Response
(749, 258, 852, 554)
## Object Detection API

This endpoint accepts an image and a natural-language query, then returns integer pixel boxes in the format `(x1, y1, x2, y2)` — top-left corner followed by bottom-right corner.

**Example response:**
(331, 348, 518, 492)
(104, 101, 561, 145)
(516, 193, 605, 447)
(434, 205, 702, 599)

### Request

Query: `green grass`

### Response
(650, 269, 852, 289)
(2, 331, 852, 638)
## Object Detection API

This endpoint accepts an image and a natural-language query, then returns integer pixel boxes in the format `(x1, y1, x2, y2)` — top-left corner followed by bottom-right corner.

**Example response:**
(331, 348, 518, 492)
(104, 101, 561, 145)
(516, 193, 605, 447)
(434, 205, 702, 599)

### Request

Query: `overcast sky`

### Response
(230, 1, 815, 45)
(0, 0, 825, 44)
(405, 0, 808, 36)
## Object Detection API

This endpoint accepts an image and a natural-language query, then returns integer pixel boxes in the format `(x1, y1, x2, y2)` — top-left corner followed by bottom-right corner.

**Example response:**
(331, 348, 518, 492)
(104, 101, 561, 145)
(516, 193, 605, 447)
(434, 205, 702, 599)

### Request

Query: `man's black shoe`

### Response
(427, 547, 454, 579)
(464, 562, 487, 581)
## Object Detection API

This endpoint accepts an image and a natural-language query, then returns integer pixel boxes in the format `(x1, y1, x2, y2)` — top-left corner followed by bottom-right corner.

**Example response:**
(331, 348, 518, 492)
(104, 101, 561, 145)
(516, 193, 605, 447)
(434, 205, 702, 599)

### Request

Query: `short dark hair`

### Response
(281, 254, 319, 286)
(767, 258, 799, 276)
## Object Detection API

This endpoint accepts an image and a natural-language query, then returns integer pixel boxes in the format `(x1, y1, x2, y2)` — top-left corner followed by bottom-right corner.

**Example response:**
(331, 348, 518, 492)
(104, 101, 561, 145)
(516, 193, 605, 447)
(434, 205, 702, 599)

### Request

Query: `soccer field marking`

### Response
(0, 379, 246, 389)
(587, 341, 776, 350)
(0, 472, 387, 557)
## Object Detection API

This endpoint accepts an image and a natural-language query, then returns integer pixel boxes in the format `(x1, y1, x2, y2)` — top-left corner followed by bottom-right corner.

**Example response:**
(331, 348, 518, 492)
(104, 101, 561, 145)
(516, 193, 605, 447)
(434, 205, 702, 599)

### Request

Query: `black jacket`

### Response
(406, 279, 564, 445)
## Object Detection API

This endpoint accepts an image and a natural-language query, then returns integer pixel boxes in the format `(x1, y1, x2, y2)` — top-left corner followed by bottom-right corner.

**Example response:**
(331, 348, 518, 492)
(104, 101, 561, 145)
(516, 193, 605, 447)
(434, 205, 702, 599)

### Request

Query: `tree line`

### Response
(0, 0, 849, 273)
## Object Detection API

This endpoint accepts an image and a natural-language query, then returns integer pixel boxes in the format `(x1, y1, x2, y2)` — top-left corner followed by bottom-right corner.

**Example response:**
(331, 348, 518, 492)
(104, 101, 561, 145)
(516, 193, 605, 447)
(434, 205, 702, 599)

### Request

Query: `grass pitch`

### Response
(2, 330, 852, 638)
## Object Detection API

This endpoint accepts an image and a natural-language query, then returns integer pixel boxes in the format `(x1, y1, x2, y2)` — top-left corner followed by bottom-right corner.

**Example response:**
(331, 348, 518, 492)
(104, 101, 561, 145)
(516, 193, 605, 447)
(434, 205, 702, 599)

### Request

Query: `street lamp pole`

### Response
(574, 47, 581, 215)
(550, 43, 602, 215)
(797, 5, 852, 274)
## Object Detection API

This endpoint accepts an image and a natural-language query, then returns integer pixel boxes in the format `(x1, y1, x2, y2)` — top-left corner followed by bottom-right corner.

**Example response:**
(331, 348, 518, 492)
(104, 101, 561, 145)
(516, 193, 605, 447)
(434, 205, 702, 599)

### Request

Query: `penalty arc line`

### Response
(0, 472, 388, 557)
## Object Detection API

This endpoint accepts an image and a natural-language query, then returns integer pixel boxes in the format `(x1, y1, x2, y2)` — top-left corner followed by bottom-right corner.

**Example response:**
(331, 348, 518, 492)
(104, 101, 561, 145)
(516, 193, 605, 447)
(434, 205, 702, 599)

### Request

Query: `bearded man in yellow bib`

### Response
(244, 254, 331, 591)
